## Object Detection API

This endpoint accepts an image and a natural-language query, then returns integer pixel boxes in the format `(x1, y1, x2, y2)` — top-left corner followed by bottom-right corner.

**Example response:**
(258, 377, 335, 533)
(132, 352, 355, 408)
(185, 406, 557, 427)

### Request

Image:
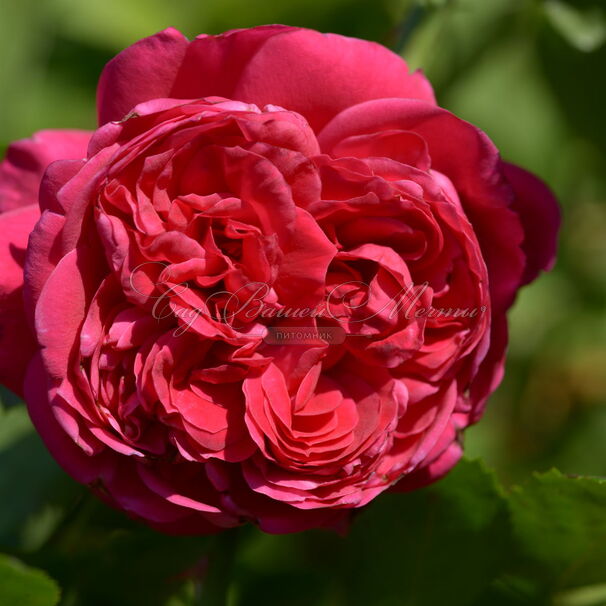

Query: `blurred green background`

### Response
(1, 0, 605, 605)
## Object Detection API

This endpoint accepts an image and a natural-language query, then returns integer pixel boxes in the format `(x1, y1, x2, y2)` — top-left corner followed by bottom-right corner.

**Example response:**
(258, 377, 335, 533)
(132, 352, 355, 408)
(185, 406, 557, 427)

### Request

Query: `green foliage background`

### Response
(1, 0, 605, 604)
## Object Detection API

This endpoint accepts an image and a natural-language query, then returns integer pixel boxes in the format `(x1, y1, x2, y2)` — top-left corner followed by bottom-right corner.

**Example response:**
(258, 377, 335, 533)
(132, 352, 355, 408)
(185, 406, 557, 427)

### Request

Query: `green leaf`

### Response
(0, 554, 60, 606)
(234, 463, 606, 605)
(234, 459, 511, 606)
(339, 459, 511, 606)
(508, 470, 606, 591)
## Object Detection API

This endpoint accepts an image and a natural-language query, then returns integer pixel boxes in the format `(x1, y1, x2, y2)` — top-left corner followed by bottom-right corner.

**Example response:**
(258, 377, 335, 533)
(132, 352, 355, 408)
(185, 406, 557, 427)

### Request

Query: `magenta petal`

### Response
(502, 162, 561, 285)
(0, 204, 40, 394)
(25, 354, 104, 483)
(275, 208, 336, 306)
(23, 210, 66, 326)
(172, 27, 435, 131)
(319, 98, 526, 312)
(393, 441, 463, 493)
(97, 28, 189, 125)
(0, 130, 90, 213)
(35, 247, 102, 379)
(0, 204, 40, 297)
(98, 463, 195, 525)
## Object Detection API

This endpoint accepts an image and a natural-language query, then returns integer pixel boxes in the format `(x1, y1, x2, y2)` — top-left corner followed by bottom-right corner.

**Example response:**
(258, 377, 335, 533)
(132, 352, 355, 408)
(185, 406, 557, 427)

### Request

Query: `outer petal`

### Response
(97, 28, 189, 126)
(24, 144, 117, 324)
(0, 130, 91, 212)
(96, 26, 435, 131)
(392, 441, 463, 492)
(502, 162, 560, 285)
(0, 204, 40, 394)
(173, 27, 435, 132)
(24, 353, 105, 483)
(0, 129, 90, 394)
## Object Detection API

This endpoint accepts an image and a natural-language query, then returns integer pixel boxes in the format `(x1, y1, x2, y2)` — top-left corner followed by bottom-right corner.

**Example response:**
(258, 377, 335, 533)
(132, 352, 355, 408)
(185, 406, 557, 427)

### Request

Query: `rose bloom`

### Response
(0, 26, 559, 533)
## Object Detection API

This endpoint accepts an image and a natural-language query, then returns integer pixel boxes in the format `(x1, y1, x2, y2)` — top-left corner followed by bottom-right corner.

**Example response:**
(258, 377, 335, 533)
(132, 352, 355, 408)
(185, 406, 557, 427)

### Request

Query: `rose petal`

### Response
(0, 204, 40, 393)
(97, 28, 189, 125)
(0, 130, 90, 212)
(502, 162, 560, 285)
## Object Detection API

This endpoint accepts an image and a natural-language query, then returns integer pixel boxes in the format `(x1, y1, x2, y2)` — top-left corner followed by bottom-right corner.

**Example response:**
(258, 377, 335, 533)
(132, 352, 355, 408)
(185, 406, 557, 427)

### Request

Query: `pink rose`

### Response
(0, 26, 559, 533)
